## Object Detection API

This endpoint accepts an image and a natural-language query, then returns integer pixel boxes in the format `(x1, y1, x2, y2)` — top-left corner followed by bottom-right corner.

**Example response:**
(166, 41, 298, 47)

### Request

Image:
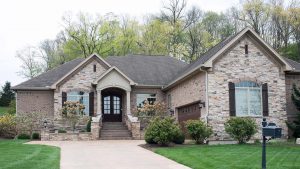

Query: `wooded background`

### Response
(16, 0, 300, 79)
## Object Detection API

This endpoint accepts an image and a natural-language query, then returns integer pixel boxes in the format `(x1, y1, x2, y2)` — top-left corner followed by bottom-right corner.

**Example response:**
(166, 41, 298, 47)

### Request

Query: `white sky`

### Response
(0, 0, 239, 87)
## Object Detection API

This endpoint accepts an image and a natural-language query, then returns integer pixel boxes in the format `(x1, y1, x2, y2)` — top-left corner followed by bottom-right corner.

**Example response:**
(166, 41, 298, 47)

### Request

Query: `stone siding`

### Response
(207, 36, 287, 140)
(166, 73, 206, 120)
(54, 58, 108, 119)
(16, 90, 54, 117)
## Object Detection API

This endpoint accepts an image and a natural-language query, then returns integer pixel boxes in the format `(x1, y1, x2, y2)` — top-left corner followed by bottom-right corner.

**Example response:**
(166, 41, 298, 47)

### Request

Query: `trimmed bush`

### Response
(173, 130, 185, 144)
(32, 133, 40, 140)
(225, 117, 258, 144)
(185, 120, 213, 144)
(17, 133, 30, 139)
(144, 117, 180, 146)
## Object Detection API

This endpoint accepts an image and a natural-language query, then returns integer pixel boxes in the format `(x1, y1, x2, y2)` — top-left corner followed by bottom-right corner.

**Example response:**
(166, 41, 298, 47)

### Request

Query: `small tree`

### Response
(185, 120, 213, 144)
(133, 101, 167, 117)
(15, 111, 47, 139)
(225, 117, 258, 144)
(287, 84, 300, 138)
(0, 82, 15, 107)
(61, 101, 85, 131)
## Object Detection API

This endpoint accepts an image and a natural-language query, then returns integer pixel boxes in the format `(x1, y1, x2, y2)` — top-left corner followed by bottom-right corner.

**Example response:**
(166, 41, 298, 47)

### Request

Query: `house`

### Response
(12, 28, 300, 140)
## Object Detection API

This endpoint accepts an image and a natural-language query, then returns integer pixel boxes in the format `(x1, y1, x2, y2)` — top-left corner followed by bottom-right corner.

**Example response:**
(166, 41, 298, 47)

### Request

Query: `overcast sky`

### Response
(0, 0, 239, 87)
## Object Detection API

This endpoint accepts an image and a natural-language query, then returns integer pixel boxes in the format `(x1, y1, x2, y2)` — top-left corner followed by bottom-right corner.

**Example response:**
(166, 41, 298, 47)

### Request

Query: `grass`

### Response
(0, 107, 9, 115)
(0, 140, 60, 169)
(155, 143, 300, 169)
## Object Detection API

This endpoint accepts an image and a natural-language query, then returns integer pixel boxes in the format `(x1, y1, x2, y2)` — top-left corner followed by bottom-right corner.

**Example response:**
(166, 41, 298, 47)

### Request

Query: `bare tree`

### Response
(16, 46, 44, 79)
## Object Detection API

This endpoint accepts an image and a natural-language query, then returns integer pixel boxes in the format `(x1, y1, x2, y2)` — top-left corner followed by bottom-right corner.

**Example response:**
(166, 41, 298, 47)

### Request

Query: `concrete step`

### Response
(100, 133, 131, 137)
(102, 126, 128, 130)
(99, 136, 133, 140)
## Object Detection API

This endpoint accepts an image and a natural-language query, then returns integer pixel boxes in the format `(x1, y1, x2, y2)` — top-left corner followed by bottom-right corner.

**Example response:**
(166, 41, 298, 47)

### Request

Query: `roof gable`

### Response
(51, 54, 111, 89)
(163, 28, 293, 90)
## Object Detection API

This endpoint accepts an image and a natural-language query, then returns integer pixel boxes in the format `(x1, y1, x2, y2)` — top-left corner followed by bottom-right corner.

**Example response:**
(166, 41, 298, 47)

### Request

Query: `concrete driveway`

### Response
(29, 140, 190, 169)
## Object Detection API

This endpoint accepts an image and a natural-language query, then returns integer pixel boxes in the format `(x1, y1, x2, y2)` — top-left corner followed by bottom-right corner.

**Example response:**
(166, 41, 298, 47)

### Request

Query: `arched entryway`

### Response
(101, 88, 125, 122)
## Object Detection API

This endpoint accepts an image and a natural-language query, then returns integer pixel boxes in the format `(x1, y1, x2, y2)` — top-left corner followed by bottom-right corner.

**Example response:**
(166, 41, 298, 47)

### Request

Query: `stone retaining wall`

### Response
(41, 131, 94, 141)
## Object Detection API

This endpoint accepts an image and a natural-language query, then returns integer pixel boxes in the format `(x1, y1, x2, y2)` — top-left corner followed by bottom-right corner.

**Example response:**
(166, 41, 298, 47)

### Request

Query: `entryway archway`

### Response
(102, 88, 124, 122)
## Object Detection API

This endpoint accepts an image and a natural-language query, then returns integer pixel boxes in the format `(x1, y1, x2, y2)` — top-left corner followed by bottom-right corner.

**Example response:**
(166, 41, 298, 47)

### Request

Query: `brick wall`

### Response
(16, 90, 54, 117)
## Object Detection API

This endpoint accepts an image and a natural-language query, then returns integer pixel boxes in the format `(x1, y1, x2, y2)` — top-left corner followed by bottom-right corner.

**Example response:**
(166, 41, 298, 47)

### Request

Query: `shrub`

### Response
(185, 120, 213, 144)
(173, 130, 185, 144)
(86, 117, 91, 132)
(32, 133, 40, 140)
(61, 101, 85, 131)
(225, 117, 258, 144)
(17, 133, 30, 139)
(144, 117, 180, 146)
(58, 129, 66, 133)
(0, 114, 16, 138)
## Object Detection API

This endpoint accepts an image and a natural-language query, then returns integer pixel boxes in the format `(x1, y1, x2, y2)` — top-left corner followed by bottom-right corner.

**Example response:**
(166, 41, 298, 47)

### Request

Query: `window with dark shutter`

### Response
(89, 92, 94, 116)
(229, 82, 236, 116)
(262, 83, 269, 116)
(62, 92, 67, 107)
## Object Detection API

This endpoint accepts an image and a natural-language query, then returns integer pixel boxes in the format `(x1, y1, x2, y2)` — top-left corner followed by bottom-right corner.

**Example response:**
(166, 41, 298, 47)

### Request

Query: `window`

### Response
(93, 65, 96, 72)
(167, 94, 171, 108)
(136, 94, 156, 108)
(67, 91, 89, 115)
(245, 44, 248, 54)
(235, 81, 262, 116)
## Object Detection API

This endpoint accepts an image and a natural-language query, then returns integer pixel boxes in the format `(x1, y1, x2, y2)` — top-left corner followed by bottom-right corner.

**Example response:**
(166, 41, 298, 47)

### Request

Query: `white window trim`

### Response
(235, 86, 263, 117)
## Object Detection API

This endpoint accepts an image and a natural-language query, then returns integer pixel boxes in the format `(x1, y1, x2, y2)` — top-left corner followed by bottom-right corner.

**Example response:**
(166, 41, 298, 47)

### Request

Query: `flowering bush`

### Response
(0, 114, 16, 138)
(61, 101, 85, 131)
(15, 111, 47, 138)
(133, 101, 167, 117)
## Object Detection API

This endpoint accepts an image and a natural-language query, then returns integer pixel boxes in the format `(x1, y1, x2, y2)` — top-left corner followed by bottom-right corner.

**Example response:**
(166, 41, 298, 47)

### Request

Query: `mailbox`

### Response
(262, 123, 282, 138)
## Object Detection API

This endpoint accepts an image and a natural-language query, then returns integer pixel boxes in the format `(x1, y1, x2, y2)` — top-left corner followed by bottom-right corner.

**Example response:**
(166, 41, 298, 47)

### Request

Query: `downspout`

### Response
(200, 67, 209, 125)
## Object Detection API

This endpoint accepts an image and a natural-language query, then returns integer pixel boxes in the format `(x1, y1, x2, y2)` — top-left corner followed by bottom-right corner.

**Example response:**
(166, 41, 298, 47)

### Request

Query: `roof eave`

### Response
(12, 87, 53, 91)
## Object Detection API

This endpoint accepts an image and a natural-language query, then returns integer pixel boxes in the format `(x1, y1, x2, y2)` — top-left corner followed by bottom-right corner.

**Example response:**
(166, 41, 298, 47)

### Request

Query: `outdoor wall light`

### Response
(43, 120, 48, 129)
(199, 101, 205, 108)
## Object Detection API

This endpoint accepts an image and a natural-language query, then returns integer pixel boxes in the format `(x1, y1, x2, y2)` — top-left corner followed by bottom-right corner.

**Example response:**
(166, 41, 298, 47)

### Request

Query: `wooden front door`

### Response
(102, 94, 122, 122)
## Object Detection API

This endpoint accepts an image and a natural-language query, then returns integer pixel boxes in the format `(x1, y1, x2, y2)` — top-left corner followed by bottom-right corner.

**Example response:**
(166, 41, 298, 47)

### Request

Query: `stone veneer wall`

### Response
(207, 36, 287, 140)
(16, 90, 54, 117)
(130, 87, 166, 113)
(166, 73, 206, 121)
(54, 59, 108, 119)
(285, 74, 300, 121)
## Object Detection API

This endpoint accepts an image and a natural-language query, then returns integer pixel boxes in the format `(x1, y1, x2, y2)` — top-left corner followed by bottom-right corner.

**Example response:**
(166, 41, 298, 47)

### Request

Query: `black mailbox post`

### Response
(261, 118, 282, 169)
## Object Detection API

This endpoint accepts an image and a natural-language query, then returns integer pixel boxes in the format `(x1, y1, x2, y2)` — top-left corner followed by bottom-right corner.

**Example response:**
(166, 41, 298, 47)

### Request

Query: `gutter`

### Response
(199, 68, 209, 125)
(11, 87, 53, 91)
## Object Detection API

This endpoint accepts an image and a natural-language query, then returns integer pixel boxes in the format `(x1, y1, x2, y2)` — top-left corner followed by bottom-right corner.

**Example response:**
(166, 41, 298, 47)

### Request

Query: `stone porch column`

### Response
(126, 90, 131, 115)
(97, 90, 101, 115)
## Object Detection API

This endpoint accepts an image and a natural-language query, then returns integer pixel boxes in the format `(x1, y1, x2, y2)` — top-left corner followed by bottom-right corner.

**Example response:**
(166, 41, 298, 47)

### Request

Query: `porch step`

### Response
(100, 122, 132, 140)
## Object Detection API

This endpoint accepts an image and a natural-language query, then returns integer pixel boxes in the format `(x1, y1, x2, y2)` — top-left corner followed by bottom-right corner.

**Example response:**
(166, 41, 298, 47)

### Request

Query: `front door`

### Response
(102, 94, 122, 122)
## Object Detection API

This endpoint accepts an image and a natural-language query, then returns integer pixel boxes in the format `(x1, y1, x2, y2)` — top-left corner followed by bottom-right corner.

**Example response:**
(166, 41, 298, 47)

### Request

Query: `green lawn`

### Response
(155, 144, 300, 169)
(0, 106, 9, 115)
(0, 140, 60, 169)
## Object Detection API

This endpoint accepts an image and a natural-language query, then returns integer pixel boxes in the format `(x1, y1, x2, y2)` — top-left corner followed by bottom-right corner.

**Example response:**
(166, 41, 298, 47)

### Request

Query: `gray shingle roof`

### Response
(12, 58, 84, 90)
(169, 32, 239, 84)
(105, 55, 188, 85)
(284, 58, 300, 71)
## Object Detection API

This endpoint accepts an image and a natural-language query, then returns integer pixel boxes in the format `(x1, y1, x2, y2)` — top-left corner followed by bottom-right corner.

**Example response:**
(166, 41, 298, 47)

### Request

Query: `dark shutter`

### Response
(89, 92, 94, 117)
(62, 92, 67, 107)
(229, 82, 236, 116)
(262, 83, 269, 116)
